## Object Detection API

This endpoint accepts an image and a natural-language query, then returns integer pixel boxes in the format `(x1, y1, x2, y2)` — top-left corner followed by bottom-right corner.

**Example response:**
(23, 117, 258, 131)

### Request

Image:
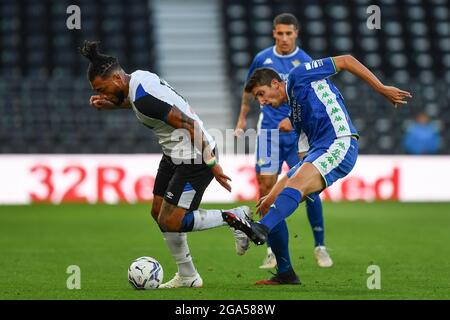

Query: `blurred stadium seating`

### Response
(0, 0, 160, 153)
(1, 0, 449, 154)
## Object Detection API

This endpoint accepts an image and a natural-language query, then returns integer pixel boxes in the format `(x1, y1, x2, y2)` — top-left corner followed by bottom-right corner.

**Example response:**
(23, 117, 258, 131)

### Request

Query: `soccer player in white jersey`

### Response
(79, 41, 252, 288)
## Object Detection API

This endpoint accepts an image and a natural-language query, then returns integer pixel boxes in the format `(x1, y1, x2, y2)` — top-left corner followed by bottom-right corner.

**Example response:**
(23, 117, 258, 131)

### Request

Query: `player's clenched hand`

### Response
(211, 164, 232, 192)
(379, 86, 412, 108)
(278, 118, 293, 132)
(89, 95, 117, 110)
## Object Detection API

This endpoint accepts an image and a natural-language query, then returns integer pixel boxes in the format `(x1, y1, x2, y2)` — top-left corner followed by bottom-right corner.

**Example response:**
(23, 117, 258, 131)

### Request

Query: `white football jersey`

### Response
(128, 70, 216, 160)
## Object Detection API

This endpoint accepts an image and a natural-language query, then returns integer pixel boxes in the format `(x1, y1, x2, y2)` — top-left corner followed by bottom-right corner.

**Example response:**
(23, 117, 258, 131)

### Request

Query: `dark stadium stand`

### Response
(221, 0, 450, 154)
(1, 0, 449, 154)
(0, 0, 160, 153)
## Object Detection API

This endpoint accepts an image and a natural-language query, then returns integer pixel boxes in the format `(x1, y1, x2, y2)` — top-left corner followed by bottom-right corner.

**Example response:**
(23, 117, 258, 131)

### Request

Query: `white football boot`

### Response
(225, 206, 253, 256)
(259, 247, 277, 269)
(159, 272, 203, 289)
(314, 246, 333, 268)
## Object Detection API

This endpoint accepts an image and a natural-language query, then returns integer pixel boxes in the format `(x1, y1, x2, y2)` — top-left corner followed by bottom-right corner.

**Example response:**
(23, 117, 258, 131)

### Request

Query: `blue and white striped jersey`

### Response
(286, 57, 359, 149)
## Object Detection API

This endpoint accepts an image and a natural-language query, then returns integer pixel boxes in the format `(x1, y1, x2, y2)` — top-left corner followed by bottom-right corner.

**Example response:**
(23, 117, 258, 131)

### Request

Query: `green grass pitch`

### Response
(0, 202, 449, 300)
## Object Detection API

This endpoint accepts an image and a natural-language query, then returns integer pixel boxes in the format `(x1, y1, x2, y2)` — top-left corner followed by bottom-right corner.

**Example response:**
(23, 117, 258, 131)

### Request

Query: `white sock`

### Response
(163, 232, 197, 277)
(191, 207, 247, 231)
(191, 208, 226, 231)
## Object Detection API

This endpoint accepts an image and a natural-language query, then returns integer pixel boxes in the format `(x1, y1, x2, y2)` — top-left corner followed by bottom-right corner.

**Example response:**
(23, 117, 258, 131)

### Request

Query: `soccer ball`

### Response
(128, 256, 164, 289)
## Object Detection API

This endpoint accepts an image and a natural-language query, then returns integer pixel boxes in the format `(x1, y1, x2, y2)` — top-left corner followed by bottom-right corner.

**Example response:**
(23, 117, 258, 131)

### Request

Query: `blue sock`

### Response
(180, 211, 194, 232)
(306, 193, 325, 247)
(267, 220, 292, 273)
(260, 187, 302, 231)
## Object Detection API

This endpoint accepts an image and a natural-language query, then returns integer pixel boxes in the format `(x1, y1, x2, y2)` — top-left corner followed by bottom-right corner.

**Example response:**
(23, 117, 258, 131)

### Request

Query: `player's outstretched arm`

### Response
(234, 91, 252, 137)
(332, 55, 412, 107)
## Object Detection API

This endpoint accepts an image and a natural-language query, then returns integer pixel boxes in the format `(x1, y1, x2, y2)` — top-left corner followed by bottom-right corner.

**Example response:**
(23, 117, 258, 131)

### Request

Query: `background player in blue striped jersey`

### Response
(225, 55, 412, 284)
(234, 13, 333, 271)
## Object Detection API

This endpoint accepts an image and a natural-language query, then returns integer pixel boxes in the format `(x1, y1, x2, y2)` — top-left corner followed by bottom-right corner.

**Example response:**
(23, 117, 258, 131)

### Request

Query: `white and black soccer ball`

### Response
(128, 256, 164, 289)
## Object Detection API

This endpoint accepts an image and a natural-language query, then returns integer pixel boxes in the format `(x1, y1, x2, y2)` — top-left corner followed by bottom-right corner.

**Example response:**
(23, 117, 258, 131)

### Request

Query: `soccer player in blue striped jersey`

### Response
(234, 13, 332, 271)
(224, 55, 412, 284)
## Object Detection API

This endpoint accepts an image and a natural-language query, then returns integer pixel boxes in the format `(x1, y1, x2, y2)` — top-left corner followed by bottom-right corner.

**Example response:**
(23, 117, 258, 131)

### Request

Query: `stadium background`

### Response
(0, 0, 449, 300)
(1, 0, 449, 155)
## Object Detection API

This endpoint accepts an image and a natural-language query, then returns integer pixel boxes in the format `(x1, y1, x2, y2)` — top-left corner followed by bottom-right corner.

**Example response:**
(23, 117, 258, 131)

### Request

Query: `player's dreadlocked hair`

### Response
(79, 41, 120, 81)
(245, 68, 282, 93)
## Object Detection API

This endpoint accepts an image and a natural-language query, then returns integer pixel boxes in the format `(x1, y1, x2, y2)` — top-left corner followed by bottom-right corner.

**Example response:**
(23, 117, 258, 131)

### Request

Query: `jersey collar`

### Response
(272, 46, 299, 58)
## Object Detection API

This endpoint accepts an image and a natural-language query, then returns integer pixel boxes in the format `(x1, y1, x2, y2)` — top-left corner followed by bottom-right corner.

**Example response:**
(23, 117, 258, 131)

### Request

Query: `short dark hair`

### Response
(273, 13, 299, 30)
(78, 40, 121, 81)
(245, 68, 282, 93)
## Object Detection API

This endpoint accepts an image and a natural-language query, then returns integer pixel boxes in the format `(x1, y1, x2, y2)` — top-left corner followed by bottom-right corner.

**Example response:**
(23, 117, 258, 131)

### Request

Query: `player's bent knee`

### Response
(157, 213, 183, 232)
(286, 163, 325, 196)
(285, 179, 321, 198)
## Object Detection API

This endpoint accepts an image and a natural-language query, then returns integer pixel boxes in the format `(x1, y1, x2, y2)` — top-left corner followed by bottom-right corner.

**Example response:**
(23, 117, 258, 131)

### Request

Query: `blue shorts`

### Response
(287, 136, 359, 188)
(255, 130, 299, 175)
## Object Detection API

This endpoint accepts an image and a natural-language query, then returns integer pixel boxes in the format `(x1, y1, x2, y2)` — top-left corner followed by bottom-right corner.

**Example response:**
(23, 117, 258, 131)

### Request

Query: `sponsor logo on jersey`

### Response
(263, 58, 273, 65)
(304, 59, 324, 71)
(290, 89, 302, 125)
(291, 59, 301, 67)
